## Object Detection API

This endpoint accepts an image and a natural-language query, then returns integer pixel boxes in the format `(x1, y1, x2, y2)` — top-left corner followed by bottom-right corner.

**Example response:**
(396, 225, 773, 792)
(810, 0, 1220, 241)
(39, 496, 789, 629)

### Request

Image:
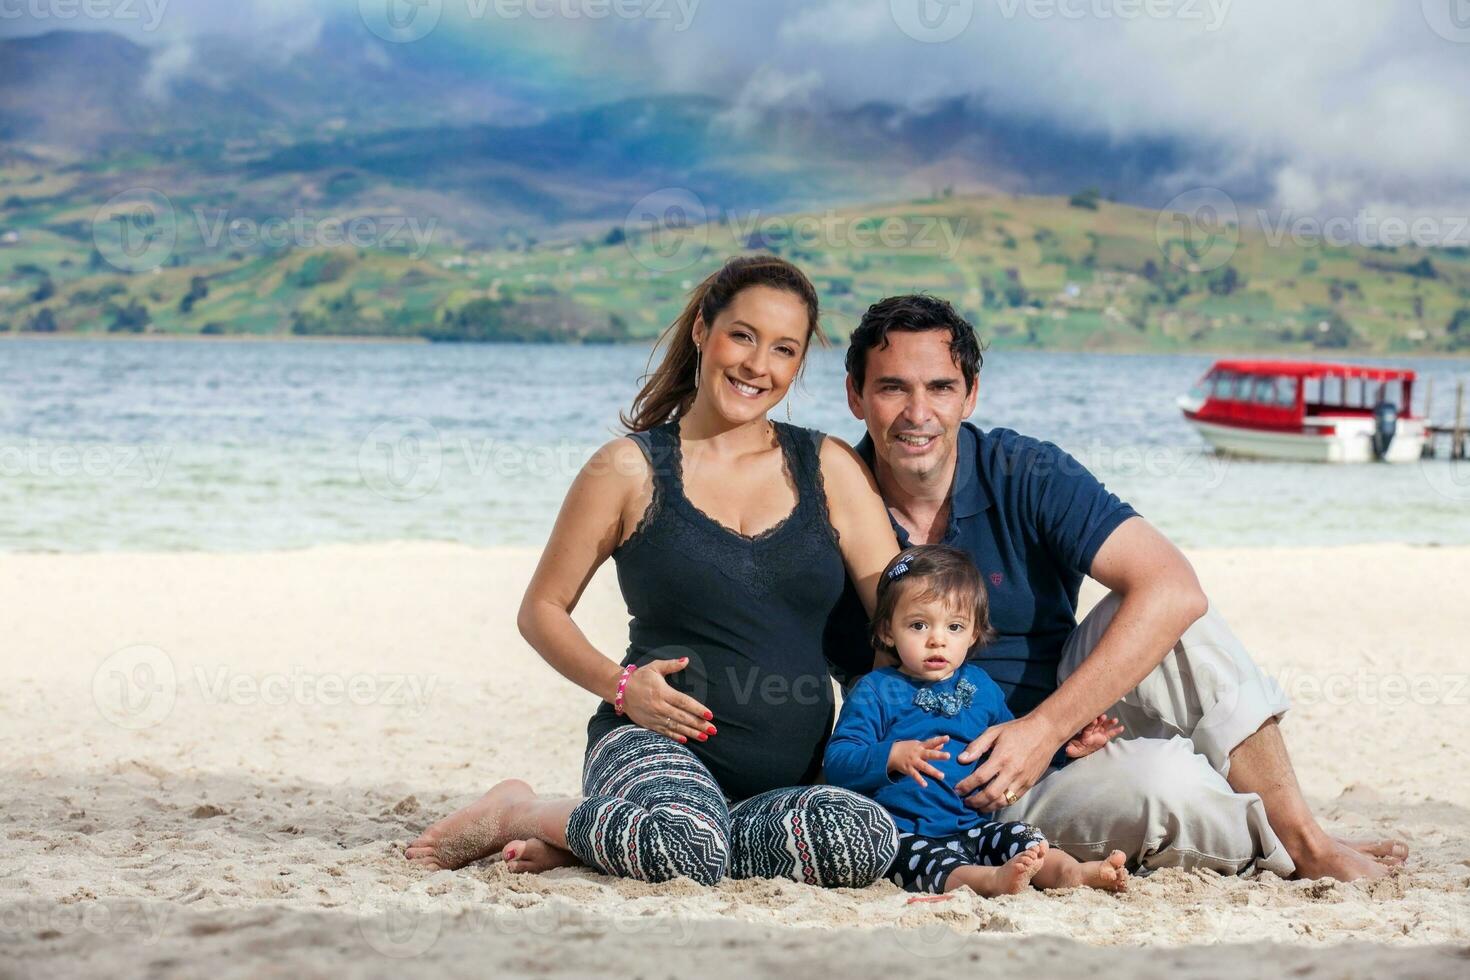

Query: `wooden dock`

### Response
(1422, 379, 1467, 460)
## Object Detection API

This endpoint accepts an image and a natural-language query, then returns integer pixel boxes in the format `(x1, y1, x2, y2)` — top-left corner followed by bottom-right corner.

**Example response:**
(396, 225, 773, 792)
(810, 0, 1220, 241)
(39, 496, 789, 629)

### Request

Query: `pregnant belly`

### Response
(666, 655, 834, 801)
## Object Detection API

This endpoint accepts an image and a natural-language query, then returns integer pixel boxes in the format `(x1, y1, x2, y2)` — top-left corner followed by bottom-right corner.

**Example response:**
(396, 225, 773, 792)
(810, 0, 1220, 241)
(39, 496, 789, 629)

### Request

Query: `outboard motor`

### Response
(1371, 401, 1398, 460)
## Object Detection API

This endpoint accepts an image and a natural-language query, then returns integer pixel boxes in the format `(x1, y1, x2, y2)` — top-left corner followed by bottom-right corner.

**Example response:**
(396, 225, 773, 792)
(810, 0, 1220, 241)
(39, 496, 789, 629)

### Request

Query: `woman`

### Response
(406, 255, 902, 887)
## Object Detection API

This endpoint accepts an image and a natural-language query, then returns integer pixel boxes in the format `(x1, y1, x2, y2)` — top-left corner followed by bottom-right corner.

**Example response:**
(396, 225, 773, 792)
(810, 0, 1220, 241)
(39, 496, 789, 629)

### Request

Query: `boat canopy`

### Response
(1188, 359, 1418, 423)
(1210, 360, 1415, 382)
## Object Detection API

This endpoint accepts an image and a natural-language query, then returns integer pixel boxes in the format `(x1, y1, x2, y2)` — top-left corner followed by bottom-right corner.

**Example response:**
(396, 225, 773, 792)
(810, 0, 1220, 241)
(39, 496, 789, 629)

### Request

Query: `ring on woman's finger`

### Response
(1004, 788, 1020, 806)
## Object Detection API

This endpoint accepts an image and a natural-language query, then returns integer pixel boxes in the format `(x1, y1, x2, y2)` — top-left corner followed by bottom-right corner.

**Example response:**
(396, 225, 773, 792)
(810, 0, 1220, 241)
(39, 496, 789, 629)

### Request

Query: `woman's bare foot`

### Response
(502, 838, 583, 874)
(1336, 837, 1408, 867)
(404, 779, 536, 871)
(944, 842, 1047, 897)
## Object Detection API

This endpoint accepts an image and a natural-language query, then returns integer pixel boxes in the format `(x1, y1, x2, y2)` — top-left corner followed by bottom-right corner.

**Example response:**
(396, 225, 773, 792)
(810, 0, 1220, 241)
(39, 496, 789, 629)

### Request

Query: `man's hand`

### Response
(1064, 714, 1123, 759)
(953, 714, 1063, 812)
(887, 736, 951, 788)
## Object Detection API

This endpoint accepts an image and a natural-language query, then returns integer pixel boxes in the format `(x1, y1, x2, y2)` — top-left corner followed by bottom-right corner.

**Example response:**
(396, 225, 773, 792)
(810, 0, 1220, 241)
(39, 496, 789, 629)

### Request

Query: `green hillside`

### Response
(3, 161, 1469, 353)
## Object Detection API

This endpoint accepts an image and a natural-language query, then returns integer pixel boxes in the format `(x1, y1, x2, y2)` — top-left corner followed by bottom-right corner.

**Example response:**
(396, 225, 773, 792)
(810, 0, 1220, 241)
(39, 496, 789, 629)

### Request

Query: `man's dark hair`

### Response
(845, 294, 984, 393)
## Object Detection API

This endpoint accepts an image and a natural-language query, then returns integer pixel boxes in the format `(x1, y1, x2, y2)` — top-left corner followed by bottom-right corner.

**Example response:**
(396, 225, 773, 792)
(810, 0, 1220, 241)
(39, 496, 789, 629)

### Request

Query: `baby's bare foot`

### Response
(404, 779, 535, 871)
(502, 838, 583, 874)
(1077, 850, 1129, 892)
(947, 842, 1047, 897)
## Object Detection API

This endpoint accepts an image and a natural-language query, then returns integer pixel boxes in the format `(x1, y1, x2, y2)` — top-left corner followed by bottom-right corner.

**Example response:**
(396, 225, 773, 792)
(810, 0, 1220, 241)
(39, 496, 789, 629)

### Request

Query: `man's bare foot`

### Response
(404, 779, 536, 871)
(1336, 837, 1408, 866)
(944, 842, 1047, 897)
(1290, 835, 1391, 881)
(501, 838, 583, 874)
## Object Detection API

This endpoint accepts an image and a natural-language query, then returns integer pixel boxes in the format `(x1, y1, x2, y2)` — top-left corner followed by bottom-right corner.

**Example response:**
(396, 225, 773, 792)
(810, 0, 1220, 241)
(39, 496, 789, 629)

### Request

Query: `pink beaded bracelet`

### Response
(613, 664, 638, 716)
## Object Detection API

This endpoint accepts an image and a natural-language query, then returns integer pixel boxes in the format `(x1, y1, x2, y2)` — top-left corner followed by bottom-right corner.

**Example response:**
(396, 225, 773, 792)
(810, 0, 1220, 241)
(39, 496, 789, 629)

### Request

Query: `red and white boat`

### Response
(1178, 360, 1428, 463)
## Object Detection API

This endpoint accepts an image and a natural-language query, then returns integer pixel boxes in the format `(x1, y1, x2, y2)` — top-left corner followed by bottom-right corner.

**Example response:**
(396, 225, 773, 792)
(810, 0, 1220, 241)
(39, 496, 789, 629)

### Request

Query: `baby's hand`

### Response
(887, 736, 951, 788)
(1064, 714, 1124, 759)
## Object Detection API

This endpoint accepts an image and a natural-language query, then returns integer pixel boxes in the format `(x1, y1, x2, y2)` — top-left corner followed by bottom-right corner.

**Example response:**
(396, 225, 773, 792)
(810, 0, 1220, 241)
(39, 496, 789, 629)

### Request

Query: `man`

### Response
(824, 294, 1407, 880)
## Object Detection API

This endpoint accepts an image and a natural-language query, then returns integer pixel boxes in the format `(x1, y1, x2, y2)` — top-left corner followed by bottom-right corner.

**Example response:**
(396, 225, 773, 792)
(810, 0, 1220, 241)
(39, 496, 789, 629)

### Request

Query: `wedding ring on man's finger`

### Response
(1004, 789, 1020, 806)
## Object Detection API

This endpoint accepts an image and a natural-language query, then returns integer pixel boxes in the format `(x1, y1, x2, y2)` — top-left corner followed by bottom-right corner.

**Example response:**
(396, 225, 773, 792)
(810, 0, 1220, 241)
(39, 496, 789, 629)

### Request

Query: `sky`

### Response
(5, 0, 1469, 227)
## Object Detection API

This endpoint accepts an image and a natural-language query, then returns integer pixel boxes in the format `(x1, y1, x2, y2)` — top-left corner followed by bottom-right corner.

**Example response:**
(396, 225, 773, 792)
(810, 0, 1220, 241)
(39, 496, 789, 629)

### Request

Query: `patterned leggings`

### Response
(889, 821, 1049, 893)
(566, 726, 899, 887)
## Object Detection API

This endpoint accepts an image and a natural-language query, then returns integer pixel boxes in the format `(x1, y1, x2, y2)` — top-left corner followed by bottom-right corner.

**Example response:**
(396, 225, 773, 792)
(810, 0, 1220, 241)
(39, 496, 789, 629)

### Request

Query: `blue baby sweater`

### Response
(823, 663, 1014, 837)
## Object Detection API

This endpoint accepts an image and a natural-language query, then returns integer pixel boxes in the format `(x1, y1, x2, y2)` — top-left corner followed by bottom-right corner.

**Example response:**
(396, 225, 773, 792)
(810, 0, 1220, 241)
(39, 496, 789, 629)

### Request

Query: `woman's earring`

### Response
(786, 399, 792, 422)
(693, 346, 701, 390)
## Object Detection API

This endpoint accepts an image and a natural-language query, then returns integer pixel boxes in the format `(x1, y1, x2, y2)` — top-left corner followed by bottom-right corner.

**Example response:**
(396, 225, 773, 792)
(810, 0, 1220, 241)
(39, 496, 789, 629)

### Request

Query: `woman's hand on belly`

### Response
(622, 657, 717, 744)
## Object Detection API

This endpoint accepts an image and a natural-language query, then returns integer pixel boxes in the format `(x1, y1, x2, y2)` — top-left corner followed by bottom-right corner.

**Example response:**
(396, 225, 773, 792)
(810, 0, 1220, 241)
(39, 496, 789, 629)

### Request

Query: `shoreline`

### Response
(5, 331, 1470, 360)
(1, 538, 1464, 559)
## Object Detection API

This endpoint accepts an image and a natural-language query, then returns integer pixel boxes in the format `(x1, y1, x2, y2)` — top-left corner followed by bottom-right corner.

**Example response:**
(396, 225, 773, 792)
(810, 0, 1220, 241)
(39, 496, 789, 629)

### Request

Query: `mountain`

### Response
(0, 25, 1232, 245)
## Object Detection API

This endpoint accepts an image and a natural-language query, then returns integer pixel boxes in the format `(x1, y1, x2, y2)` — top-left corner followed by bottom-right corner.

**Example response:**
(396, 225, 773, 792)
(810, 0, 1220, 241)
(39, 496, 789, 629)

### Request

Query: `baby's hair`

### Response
(870, 544, 997, 657)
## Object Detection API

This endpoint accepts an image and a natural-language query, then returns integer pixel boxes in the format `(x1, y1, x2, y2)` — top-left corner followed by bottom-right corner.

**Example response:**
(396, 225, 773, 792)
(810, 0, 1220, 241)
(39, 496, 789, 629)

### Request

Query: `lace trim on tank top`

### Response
(614, 418, 842, 595)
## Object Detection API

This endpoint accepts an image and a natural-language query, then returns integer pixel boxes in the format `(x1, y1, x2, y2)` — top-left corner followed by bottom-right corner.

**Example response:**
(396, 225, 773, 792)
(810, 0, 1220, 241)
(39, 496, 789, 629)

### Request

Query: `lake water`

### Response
(3, 339, 1468, 552)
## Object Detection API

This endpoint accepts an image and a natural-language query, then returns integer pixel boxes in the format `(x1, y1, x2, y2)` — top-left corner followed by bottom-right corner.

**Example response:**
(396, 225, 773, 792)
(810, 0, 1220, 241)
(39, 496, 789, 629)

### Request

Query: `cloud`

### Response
(610, 0, 1470, 226)
(5, 0, 1468, 226)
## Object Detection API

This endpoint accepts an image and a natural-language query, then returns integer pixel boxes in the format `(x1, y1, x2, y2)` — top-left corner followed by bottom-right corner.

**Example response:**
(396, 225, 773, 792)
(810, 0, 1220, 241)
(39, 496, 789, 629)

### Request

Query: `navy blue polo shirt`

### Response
(822, 422, 1139, 719)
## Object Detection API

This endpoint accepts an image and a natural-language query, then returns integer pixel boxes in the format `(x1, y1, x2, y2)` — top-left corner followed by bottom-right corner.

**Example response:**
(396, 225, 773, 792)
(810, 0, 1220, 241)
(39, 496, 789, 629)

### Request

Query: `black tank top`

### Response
(586, 418, 847, 802)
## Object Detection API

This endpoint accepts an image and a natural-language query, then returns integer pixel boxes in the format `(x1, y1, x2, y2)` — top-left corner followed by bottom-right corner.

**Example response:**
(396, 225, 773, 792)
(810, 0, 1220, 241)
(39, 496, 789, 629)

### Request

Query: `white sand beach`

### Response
(2, 542, 1468, 978)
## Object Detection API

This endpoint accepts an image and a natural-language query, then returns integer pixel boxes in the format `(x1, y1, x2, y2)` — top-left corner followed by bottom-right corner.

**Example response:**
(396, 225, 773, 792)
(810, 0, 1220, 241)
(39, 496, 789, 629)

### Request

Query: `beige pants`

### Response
(990, 593, 1297, 877)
